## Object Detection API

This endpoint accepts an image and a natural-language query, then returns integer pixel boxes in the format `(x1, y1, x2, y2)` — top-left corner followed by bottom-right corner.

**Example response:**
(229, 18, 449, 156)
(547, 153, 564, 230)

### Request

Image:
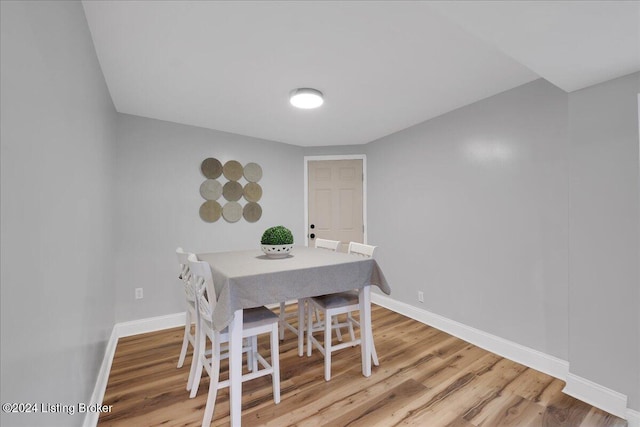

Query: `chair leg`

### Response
(202, 338, 221, 427)
(177, 310, 191, 368)
(270, 324, 281, 404)
(279, 301, 286, 340)
(297, 299, 305, 357)
(307, 302, 313, 357)
(246, 337, 253, 372)
(186, 310, 199, 391)
(324, 312, 332, 381)
(347, 312, 356, 343)
(371, 328, 379, 366)
(251, 335, 259, 372)
(333, 315, 343, 341)
(189, 328, 207, 398)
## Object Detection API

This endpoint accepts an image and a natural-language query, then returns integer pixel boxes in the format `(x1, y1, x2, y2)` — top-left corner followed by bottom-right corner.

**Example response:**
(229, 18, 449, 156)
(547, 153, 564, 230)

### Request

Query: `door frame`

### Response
(303, 154, 368, 247)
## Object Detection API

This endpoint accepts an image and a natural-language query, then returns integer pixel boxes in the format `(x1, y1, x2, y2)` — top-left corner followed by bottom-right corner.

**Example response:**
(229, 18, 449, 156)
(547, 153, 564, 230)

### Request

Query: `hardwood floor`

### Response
(99, 305, 627, 426)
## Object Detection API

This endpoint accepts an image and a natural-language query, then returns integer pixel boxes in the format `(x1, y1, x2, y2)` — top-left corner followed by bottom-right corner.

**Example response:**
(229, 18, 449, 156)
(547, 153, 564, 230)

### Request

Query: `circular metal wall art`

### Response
(199, 179, 222, 200)
(243, 202, 262, 223)
(223, 181, 243, 201)
(199, 158, 264, 223)
(223, 160, 244, 181)
(199, 200, 222, 222)
(222, 202, 243, 223)
(243, 182, 262, 202)
(243, 162, 263, 182)
(201, 158, 223, 179)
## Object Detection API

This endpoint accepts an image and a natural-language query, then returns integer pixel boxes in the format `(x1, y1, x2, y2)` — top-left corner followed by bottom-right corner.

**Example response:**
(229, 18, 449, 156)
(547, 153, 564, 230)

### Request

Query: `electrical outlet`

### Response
(418, 291, 424, 303)
(135, 288, 143, 300)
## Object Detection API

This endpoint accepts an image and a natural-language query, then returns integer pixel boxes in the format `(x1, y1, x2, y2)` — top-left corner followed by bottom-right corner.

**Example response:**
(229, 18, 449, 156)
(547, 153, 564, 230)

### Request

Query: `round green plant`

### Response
(261, 225, 294, 245)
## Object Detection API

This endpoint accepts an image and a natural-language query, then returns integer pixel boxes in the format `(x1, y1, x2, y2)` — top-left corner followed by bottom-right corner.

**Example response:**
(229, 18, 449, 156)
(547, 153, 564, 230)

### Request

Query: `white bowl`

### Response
(261, 244, 293, 258)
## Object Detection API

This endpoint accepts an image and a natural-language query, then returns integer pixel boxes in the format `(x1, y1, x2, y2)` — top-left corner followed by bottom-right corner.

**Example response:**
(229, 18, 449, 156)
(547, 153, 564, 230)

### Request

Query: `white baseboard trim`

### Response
(371, 294, 639, 422)
(626, 409, 640, 427)
(82, 327, 119, 427)
(371, 293, 569, 380)
(83, 312, 187, 427)
(86, 301, 636, 426)
(115, 312, 186, 338)
(562, 373, 628, 419)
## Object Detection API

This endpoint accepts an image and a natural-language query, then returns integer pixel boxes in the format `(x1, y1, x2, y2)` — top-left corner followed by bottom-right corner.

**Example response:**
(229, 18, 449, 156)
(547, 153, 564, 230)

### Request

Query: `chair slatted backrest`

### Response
(187, 254, 217, 321)
(315, 238, 341, 252)
(176, 247, 196, 302)
(347, 242, 377, 258)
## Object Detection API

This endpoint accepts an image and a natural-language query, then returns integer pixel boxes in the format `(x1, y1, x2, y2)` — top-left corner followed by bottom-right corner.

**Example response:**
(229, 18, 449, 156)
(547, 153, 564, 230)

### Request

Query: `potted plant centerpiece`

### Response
(261, 225, 294, 258)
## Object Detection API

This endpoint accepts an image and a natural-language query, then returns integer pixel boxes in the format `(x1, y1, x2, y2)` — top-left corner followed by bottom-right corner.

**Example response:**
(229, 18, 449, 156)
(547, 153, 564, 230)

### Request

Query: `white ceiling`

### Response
(82, 1, 640, 147)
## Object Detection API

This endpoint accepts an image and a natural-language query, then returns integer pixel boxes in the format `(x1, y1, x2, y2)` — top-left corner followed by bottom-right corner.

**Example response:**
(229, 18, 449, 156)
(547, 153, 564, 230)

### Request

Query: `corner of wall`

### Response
(83, 312, 186, 427)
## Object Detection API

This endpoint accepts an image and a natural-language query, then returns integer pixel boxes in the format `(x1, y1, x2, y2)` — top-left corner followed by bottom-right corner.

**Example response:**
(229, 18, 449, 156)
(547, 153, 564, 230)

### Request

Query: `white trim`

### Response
(636, 94, 640, 425)
(266, 300, 296, 310)
(115, 312, 186, 338)
(371, 293, 640, 421)
(371, 293, 569, 380)
(626, 409, 640, 427)
(83, 312, 187, 427)
(82, 327, 119, 427)
(563, 373, 628, 419)
(303, 154, 368, 246)
(87, 302, 637, 426)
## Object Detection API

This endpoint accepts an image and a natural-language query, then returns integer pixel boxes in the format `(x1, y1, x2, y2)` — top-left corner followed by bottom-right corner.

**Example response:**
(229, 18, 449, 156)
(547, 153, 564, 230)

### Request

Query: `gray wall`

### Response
(367, 79, 570, 360)
(366, 75, 640, 412)
(114, 115, 305, 322)
(568, 72, 640, 409)
(0, 2, 117, 426)
(2, 0, 638, 420)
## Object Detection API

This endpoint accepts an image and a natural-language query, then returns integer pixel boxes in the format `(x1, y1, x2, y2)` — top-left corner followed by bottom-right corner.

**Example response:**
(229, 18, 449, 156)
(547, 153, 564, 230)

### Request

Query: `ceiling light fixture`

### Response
(289, 88, 324, 109)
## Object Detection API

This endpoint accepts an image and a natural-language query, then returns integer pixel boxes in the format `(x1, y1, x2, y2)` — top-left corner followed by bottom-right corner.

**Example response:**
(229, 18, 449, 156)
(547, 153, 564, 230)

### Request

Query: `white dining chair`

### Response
(310, 239, 346, 341)
(278, 238, 342, 356)
(176, 248, 197, 378)
(307, 241, 380, 381)
(315, 238, 341, 252)
(187, 254, 280, 426)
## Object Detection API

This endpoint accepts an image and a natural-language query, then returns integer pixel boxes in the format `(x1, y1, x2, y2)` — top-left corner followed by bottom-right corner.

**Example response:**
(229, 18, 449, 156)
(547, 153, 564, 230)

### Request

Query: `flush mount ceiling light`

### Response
(289, 88, 324, 109)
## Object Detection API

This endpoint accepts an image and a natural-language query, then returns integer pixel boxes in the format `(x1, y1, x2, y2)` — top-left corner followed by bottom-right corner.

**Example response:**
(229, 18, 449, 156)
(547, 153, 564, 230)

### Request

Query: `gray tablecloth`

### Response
(197, 246, 390, 331)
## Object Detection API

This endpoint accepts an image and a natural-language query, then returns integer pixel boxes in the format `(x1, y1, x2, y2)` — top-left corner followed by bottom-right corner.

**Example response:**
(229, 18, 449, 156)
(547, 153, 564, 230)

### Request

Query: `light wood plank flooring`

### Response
(99, 305, 627, 426)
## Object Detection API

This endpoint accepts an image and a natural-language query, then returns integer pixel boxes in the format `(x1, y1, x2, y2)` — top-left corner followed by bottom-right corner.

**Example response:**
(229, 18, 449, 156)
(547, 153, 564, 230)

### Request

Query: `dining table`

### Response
(197, 245, 390, 426)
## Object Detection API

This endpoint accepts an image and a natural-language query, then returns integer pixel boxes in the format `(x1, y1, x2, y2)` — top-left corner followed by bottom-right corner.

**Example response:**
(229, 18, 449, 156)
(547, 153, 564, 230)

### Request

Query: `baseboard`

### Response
(83, 312, 187, 427)
(371, 294, 639, 422)
(626, 409, 640, 427)
(115, 312, 186, 338)
(266, 299, 297, 310)
(82, 327, 119, 427)
(562, 373, 628, 419)
(371, 293, 569, 380)
(86, 301, 636, 426)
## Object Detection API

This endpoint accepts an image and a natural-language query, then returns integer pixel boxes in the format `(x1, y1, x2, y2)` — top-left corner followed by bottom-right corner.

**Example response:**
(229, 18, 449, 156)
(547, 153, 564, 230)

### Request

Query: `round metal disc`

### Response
(243, 162, 263, 182)
(223, 180, 243, 201)
(243, 202, 262, 223)
(199, 179, 222, 200)
(223, 160, 243, 181)
(201, 158, 222, 179)
(243, 182, 262, 202)
(199, 201, 221, 223)
(222, 202, 242, 223)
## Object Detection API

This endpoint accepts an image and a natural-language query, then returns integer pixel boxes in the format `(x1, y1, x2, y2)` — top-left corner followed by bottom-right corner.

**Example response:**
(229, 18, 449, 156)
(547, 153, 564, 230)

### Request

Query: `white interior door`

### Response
(307, 158, 364, 252)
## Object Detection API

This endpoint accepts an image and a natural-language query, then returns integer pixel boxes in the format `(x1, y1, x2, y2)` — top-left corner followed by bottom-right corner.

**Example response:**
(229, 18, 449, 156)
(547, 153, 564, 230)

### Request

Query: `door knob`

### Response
(309, 233, 316, 239)
(310, 224, 315, 229)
